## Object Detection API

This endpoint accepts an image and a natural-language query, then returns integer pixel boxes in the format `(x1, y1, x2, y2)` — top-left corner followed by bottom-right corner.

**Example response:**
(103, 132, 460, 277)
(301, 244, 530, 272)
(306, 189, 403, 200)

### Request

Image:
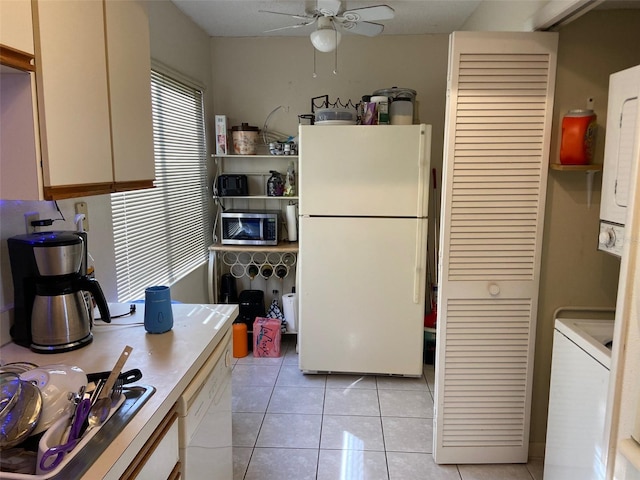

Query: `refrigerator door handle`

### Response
(416, 125, 429, 218)
(414, 220, 426, 304)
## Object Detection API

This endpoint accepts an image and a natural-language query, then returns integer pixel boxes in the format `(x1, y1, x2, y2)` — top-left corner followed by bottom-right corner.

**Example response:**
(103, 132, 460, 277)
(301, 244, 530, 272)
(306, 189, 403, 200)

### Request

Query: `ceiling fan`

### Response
(260, 0, 395, 53)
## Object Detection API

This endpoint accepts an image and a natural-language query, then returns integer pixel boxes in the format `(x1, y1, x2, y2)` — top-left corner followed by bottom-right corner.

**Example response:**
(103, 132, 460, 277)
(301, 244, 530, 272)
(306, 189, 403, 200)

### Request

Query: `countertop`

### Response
(0, 302, 238, 479)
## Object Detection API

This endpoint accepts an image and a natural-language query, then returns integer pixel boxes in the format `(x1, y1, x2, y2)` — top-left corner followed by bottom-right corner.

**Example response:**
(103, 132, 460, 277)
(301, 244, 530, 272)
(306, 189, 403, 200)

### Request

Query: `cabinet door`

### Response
(105, 0, 155, 189)
(0, 0, 34, 56)
(33, 0, 113, 193)
(433, 31, 558, 464)
(0, 70, 42, 200)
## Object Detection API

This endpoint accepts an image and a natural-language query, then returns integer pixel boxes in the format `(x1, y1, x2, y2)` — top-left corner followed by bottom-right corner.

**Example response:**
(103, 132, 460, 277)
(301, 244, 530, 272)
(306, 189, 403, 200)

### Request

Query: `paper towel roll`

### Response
(282, 293, 298, 332)
(286, 204, 297, 242)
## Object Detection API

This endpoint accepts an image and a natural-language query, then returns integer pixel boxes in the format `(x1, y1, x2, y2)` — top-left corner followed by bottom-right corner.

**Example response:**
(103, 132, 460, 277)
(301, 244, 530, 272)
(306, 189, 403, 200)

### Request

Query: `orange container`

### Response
(560, 109, 597, 165)
(233, 323, 248, 358)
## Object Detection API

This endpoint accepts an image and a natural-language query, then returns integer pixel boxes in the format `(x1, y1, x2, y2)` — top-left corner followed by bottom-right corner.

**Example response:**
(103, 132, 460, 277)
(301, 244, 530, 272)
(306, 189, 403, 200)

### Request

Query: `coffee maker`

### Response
(8, 231, 111, 353)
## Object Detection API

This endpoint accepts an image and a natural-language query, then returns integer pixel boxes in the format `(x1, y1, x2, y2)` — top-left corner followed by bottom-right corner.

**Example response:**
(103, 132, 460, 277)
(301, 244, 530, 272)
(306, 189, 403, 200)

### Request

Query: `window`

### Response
(111, 69, 210, 302)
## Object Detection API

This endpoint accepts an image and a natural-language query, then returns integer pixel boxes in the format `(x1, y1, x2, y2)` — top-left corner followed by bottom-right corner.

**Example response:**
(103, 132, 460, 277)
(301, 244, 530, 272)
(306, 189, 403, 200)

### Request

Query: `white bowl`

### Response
(314, 108, 356, 125)
(20, 365, 87, 435)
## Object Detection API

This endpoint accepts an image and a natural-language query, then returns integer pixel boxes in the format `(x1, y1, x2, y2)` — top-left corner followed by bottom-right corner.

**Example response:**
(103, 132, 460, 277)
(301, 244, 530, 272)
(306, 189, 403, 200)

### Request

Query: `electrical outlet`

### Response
(75, 202, 89, 231)
(24, 212, 39, 234)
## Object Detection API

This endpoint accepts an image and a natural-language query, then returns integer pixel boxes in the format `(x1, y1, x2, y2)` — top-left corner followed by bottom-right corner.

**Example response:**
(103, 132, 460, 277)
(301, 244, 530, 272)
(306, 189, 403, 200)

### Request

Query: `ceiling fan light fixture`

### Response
(310, 17, 341, 52)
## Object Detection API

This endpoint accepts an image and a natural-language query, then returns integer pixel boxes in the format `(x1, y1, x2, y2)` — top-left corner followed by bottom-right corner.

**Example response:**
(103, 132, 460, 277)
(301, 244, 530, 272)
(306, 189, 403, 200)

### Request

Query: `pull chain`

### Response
(313, 47, 317, 78)
(333, 22, 339, 75)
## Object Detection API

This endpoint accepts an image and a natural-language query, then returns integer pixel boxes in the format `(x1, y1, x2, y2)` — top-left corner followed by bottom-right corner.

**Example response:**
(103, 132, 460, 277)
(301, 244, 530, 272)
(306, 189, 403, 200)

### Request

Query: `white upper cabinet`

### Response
(33, 0, 114, 195)
(104, 0, 155, 188)
(0, 0, 155, 200)
(0, 0, 38, 200)
(0, 0, 35, 56)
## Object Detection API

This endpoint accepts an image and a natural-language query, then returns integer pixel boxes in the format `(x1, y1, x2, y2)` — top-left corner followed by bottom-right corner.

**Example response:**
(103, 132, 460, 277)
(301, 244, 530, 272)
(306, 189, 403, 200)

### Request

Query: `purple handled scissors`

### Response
(39, 398, 91, 472)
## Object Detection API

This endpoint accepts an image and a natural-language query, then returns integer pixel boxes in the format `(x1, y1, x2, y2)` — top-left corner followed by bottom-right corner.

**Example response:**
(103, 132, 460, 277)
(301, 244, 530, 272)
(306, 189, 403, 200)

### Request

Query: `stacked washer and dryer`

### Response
(545, 64, 640, 479)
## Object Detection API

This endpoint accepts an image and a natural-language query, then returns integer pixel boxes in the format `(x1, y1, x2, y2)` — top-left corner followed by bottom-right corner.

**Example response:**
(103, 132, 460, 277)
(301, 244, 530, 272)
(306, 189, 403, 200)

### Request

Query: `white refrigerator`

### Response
(298, 124, 431, 376)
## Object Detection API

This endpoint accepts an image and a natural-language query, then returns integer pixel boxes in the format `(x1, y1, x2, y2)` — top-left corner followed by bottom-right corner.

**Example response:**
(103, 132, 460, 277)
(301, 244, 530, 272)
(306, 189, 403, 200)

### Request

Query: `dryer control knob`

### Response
(488, 284, 500, 296)
(599, 229, 616, 247)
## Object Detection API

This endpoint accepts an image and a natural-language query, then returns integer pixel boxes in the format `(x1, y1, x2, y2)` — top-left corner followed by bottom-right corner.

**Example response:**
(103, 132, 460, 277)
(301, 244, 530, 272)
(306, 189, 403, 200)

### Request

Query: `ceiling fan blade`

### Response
(340, 5, 395, 22)
(264, 21, 316, 33)
(258, 9, 314, 21)
(340, 21, 384, 37)
(316, 0, 341, 17)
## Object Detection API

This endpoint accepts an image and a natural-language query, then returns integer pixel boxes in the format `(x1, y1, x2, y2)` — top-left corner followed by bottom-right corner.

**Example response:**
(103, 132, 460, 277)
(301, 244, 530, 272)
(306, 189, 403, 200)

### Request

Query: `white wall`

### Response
(210, 34, 449, 170)
(461, 0, 546, 31)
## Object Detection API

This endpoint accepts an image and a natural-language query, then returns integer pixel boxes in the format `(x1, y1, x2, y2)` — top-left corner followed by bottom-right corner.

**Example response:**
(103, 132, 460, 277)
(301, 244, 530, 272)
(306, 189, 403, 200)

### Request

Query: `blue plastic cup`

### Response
(144, 286, 173, 334)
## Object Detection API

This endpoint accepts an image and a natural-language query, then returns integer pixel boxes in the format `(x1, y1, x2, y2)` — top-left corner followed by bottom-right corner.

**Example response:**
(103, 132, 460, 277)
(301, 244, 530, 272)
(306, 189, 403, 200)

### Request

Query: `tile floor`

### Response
(232, 336, 544, 480)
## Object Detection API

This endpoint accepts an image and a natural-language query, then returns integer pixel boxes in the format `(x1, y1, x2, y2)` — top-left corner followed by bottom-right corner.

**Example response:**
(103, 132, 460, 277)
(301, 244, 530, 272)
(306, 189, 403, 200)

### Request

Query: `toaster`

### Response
(216, 174, 248, 196)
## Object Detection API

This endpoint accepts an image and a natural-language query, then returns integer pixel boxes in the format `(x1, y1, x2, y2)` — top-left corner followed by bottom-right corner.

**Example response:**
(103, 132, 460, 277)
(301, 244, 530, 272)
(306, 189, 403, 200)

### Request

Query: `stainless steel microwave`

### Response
(220, 210, 279, 246)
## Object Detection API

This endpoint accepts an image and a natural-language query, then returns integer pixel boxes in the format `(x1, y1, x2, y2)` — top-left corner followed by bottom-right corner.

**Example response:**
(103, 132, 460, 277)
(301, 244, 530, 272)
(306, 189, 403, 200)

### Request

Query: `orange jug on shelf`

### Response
(560, 109, 597, 165)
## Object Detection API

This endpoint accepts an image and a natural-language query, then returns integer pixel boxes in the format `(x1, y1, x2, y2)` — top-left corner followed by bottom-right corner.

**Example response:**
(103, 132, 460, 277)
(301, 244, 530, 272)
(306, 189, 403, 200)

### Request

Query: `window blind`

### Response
(111, 70, 210, 302)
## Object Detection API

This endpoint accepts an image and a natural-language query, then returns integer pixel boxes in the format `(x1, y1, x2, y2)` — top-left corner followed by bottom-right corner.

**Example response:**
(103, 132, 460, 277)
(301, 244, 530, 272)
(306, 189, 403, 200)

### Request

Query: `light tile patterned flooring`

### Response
(232, 336, 544, 480)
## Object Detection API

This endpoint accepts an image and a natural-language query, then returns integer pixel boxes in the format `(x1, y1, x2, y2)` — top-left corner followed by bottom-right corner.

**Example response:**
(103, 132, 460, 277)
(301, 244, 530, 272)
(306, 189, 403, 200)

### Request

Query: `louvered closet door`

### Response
(433, 32, 558, 464)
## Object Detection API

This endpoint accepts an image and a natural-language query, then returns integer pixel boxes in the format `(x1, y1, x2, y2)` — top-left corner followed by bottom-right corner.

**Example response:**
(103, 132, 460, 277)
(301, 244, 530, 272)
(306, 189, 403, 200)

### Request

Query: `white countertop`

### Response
(0, 302, 238, 479)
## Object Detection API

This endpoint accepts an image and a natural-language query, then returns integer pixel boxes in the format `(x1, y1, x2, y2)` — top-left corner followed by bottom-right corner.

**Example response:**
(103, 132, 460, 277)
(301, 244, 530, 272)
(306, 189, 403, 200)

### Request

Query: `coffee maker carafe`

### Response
(8, 231, 111, 353)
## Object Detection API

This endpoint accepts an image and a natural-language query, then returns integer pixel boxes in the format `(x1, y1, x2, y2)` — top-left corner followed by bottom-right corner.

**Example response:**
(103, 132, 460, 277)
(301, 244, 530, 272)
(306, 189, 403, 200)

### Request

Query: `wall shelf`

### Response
(210, 154, 299, 303)
(214, 195, 298, 201)
(549, 163, 603, 208)
(212, 154, 298, 160)
(209, 243, 298, 253)
(549, 163, 602, 172)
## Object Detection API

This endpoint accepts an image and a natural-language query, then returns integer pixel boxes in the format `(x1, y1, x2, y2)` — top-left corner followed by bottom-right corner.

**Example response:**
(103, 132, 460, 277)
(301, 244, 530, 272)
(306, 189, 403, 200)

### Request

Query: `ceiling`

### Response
(170, 0, 640, 38)
(170, 0, 484, 37)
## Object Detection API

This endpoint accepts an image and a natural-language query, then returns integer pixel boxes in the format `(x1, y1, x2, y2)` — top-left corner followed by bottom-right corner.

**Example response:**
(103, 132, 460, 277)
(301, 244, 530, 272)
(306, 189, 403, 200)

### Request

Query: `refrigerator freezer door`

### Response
(299, 125, 431, 218)
(298, 216, 427, 376)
